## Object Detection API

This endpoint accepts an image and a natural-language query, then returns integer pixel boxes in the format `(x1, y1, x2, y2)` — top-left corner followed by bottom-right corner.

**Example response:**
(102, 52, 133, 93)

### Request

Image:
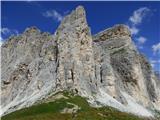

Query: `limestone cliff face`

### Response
(1, 6, 160, 117)
(93, 25, 160, 115)
(1, 27, 58, 115)
(55, 6, 97, 96)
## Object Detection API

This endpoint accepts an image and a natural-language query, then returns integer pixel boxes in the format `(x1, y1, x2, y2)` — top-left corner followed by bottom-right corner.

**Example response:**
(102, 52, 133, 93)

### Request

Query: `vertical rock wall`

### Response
(55, 6, 97, 96)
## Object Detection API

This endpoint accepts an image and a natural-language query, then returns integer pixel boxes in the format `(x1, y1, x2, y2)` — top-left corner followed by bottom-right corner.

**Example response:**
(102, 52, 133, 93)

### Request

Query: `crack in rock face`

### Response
(1, 5, 160, 118)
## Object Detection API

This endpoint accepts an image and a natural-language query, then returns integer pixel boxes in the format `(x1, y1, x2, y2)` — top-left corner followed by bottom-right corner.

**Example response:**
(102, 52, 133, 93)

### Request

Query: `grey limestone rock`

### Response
(1, 6, 160, 117)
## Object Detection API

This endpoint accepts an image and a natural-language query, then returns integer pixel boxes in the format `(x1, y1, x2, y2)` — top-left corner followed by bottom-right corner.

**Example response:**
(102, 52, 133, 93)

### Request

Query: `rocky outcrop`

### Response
(55, 6, 97, 96)
(1, 6, 160, 117)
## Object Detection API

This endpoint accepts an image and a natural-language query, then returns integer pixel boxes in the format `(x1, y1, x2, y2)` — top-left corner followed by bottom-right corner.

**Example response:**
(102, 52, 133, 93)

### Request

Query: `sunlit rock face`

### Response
(1, 6, 159, 117)
(55, 6, 97, 96)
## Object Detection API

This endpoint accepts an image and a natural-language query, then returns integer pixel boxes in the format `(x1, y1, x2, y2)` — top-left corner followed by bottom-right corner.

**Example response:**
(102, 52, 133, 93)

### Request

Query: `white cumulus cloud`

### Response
(152, 42, 160, 54)
(43, 10, 63, 22)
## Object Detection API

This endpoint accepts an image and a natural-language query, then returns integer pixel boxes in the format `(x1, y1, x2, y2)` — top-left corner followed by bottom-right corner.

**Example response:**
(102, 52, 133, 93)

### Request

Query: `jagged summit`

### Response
(56, 5, 87, 32)
(24, 26, 40, 33)
(1, 6, 160, 118)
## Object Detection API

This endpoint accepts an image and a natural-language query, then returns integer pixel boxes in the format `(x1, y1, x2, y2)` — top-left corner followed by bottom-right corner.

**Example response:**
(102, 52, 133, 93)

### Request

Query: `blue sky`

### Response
(1, 1, 160, 72)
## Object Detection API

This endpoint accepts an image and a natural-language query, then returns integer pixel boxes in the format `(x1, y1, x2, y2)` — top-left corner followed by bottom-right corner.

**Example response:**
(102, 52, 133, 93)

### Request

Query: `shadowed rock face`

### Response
(1, 6, 160, 117)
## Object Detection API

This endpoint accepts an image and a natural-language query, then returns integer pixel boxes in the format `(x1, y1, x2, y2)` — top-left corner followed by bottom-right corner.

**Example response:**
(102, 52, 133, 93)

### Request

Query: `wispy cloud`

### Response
(127, 7, 152, 49)
(129, 7, 151, 26)
(0, 28, 10, 35)
(129, 7, 151, 35)
(152, 42, 160, 54)
(63, 10, 70, 15)
(136, 36, 147, 44)
(135, 36, 147, 49)
(42, 10, 63, 22)
(129, 26, 139, 35)
(150, 59, 160, 68)
(0, 27, 19, 36)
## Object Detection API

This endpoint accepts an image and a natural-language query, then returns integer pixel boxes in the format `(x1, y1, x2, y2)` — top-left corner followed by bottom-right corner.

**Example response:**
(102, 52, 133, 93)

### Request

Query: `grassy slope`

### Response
(2, 92, 151, 120)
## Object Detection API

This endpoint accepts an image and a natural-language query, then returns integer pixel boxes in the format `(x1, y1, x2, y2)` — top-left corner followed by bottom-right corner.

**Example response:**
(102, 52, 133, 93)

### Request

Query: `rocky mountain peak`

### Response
(1, 6, 160, 118)
(24, 26, 40, 34)
(56, 5, 87, 33)
(75, 5, 86, 17)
